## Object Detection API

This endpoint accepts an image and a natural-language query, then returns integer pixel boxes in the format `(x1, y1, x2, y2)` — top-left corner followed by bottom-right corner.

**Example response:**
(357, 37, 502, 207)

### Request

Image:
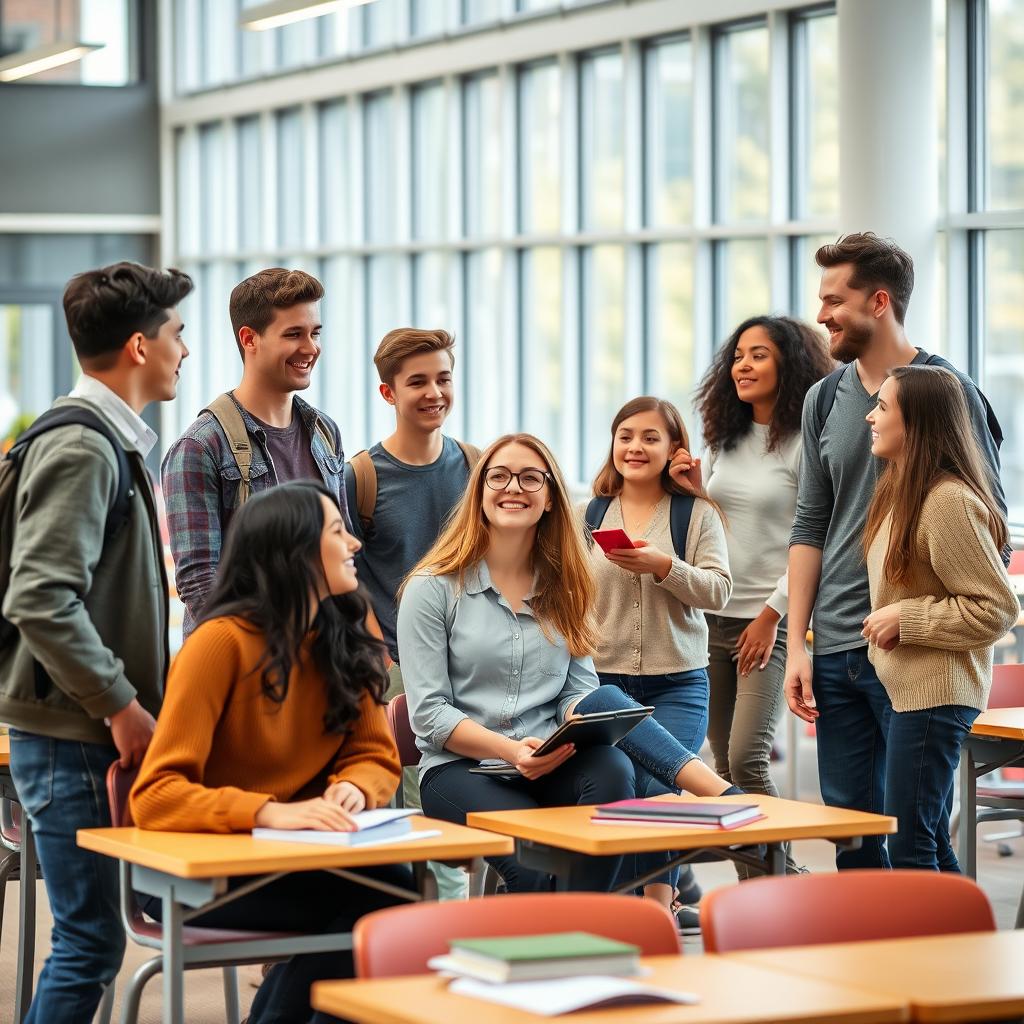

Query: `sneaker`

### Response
(676, 872, 702, 906)
(675, 904, 702, 936)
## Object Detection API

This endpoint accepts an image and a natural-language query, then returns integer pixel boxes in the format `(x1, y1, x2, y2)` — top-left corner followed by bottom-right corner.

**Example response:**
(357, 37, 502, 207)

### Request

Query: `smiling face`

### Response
(611, 411, 677, 486)
(817, 265, 878, 363)
(731, 325, 781, 408)
(865, 375, 906, 461)
(481, 441, 553, 532)
(139, 307, 188, 403)
(241, 301, 321, 394)
(382, 350, 454, 433)
(318, 493, 361, 597)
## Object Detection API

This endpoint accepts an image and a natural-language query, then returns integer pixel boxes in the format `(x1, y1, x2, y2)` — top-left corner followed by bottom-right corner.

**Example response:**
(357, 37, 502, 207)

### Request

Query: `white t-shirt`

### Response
(705, 423, 801, 620)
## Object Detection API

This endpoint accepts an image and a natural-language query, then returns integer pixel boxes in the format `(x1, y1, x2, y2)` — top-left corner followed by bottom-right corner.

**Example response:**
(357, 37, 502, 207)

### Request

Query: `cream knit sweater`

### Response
(866, 478, 1018, 713)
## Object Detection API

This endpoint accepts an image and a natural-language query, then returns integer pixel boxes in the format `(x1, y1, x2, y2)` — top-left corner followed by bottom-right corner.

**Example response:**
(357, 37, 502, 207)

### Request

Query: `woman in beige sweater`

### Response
(862, 364, 1017, 871)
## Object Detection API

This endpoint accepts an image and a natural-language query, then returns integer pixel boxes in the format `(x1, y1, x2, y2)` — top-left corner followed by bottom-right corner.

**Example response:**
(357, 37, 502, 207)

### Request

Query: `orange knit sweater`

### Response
(130, 616, 400, 832)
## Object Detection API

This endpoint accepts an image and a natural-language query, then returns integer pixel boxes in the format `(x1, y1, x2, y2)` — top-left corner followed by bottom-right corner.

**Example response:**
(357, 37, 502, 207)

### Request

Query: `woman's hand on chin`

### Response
(254, 797, 357, 831)
(512, 737, 576, 780)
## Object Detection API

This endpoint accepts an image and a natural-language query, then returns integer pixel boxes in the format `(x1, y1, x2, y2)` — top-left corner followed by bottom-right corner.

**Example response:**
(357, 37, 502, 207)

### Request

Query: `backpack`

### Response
(349, 440, 482, 537)
(202, 393, 338, 505)
(584, 493, 696, 562)
(812, 352, 1004, 449)
(0, 407, 133, 652)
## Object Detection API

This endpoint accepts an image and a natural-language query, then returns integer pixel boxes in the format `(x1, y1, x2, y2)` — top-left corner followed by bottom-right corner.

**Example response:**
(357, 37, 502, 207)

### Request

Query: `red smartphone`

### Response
(591, 528, 636, 554)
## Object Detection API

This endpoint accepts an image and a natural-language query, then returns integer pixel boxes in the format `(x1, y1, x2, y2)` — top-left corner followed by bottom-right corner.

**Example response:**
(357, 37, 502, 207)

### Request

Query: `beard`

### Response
(828, 320, 872, 363)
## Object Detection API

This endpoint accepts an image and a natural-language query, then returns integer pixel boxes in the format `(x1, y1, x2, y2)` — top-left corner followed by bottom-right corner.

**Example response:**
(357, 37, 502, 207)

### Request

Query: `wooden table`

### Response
(729, 930, 1024, 1022)
(312, 953, 909, 1024)
(0, 732, 38, 1023)
(957, 707, 1024, 887)
(467, 795, 897, 890)
(78, 817, 513, 1024)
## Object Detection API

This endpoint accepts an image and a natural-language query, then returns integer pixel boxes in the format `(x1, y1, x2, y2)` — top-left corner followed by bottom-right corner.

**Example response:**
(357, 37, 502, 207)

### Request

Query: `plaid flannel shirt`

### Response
(161, 393, 346, 638)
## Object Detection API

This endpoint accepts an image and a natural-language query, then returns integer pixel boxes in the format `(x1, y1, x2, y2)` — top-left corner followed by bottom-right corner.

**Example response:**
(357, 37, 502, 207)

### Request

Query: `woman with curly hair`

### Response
(674, 315, 832, 874)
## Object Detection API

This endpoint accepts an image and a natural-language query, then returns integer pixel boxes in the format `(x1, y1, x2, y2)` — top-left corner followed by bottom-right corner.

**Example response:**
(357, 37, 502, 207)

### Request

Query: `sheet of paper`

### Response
(448, 975, 698, 1015)
(251, 828, 441, 848)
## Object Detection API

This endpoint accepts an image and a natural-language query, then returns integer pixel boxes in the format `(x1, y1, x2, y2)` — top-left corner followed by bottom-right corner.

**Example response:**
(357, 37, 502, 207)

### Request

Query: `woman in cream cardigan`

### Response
(861, 363, 1017, 871)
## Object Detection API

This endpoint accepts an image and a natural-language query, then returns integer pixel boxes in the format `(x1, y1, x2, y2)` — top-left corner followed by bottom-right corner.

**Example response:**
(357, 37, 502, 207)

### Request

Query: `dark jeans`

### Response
(139, 864, 414, 1024)
(7, 730, 124, 1024)
(421, 744, 636, 892)
(597, 670, 709, 887)
(813, 648, 980, 871)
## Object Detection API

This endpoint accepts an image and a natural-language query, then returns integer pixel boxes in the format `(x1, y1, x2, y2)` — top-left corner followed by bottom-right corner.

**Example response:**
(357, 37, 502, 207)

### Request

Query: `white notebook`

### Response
(252, 807, 425, 846)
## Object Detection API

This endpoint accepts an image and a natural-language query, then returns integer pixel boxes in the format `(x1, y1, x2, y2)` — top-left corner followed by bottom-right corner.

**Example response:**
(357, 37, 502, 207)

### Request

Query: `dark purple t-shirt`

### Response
(250, 412, 321, 484)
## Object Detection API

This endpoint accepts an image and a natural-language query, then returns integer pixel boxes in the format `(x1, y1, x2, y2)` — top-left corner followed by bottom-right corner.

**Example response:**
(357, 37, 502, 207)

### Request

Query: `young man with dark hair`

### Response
(785, 232, 1007, 869)
(0, 261, 192, 1021)
(163, 267, 346, 637)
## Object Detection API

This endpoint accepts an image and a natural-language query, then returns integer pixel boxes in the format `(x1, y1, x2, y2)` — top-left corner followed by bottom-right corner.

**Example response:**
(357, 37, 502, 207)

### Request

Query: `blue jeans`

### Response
(596, 672, 709, 887)
(7, 730, 124, 1024)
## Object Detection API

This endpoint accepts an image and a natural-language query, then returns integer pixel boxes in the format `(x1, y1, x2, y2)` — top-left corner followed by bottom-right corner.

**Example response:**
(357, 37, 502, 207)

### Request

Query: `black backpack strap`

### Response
(12, 407, 132, 537)
(921, 351, 1004, 450)
(812, 365, 848, 442)
(584, 496, 612, 532)
(668, 493, 696, 562)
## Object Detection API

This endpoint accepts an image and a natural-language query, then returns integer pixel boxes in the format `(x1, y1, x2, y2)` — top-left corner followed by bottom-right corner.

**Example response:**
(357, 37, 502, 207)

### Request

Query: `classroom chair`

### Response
(700, 870, 996, 953)
(106, 762, 300, 1024)
(353, 892, 681, 977)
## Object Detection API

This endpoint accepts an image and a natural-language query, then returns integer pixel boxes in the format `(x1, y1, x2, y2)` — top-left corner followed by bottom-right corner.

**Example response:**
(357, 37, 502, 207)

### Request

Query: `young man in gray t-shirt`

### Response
(784, 233, 1006, 870)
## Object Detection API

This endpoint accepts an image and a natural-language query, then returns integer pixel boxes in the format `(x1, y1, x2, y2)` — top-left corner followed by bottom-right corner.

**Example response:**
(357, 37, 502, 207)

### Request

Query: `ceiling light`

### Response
(240, 0, 374, 32)
(0, 39, 104, 83)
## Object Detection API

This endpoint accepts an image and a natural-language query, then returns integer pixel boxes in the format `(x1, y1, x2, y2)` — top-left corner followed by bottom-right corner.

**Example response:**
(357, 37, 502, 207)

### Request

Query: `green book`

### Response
(445, 932, 641, 983)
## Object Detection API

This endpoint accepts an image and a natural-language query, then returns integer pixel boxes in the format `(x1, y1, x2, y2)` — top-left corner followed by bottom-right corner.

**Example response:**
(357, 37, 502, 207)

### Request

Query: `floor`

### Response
(0, 728, 1021, 1024)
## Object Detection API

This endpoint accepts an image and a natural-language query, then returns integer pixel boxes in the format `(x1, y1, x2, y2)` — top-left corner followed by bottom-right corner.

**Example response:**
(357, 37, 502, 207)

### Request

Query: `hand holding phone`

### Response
(591, 528, 636, 555)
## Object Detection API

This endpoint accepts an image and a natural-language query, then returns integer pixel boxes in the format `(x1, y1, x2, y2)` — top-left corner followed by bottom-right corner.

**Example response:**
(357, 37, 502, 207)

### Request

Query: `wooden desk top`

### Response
(76, 816, 512, 879)
(729, 930, 1024, 1023)
(971, 707, 1024, 741)
(312, 954, 907, 1024)
(466, 795, 897, 856)
(0, 734, 9, 767)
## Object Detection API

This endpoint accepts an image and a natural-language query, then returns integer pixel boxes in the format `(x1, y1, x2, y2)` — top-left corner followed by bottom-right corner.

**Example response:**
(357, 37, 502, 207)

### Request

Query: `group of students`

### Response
(0, 231, 1017, 1024)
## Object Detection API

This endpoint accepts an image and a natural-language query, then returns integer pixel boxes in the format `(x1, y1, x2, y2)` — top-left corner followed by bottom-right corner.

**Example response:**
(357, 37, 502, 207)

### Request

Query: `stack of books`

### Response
(252, 807, 422, 846)
(592, 798, 763, 830)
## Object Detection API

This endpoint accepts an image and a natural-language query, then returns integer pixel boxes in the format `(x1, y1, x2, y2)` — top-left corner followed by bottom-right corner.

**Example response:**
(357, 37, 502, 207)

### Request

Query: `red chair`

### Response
(353, 893, 681, 978)
(1008, 551, 1024, 575)
(386, 693, 420, 772)
(974, 664, 1024, 855)
(700, 870, 995, 953)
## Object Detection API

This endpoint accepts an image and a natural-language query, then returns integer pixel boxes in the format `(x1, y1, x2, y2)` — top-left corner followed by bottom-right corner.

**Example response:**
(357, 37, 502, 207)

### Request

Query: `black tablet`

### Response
(530, 705, 654, 758)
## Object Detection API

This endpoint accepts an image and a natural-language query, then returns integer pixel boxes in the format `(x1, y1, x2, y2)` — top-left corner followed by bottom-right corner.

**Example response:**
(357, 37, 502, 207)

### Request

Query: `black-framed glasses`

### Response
(484, 466, 551, 492)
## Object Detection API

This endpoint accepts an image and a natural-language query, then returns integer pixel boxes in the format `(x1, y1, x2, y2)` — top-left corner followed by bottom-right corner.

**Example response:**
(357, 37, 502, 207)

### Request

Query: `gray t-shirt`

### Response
(250, 412, 320, 484)
(344, 436, 472, 661)
(789, 351, 1005, 655)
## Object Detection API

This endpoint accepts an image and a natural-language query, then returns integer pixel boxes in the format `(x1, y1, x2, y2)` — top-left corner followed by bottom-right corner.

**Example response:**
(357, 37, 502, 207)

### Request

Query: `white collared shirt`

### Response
(68, 374, 158, 458)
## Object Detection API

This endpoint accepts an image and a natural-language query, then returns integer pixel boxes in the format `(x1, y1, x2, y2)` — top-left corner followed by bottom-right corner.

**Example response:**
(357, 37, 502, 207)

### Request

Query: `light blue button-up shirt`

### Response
(397, 562, 599, 779)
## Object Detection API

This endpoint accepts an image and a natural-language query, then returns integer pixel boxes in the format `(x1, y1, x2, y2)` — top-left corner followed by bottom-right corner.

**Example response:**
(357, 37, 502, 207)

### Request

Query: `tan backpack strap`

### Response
(457, 440, 482, 471)
(202, 394, 253, 505)
(349, 450, 377, 533)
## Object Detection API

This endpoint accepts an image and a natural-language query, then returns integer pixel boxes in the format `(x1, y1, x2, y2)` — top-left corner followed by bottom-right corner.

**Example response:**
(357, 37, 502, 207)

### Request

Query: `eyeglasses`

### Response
(484, 466, 551, 492)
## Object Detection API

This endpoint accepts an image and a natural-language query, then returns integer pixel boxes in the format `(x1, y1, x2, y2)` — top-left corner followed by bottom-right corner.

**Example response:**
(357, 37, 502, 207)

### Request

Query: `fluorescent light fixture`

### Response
(0, 39, 104, 83)
(240, 0, 374, 32)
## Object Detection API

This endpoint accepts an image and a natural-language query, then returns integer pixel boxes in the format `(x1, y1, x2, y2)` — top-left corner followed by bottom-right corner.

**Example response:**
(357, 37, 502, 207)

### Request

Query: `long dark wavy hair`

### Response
(198, 480, 388, 734)
(695, 315, 834, 453)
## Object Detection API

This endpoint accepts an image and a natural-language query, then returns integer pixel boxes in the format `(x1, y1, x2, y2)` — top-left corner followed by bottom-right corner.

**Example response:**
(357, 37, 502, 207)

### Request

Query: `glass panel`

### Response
(413, 0, 449, 36)
(519, 62, 562, 234)
(279, 19, 317, 69)
(462, 0, 502, 26)
(176, 129, 198, 255)
(364, 91, 397, 244)
(364, 0, 400, 49)
(580, 50, 624, 231)
(0, 235, 153, 287)
(276, 108, 305, 252)
(518, 0, 558, 11)
(582, 246, 626, 475)
(987, 0, 1024, 210)
(412, 81, 448, 241)
(367, 255, 405, 440)
(719, 238, 770, 335)
(465, 248, 505, 445)
(414, 252, 453, 326)
(237, 116, 263, 252)
(319, 101, 350, 247)
(464, 72, 503, 237)
(646, 243, 694, 417)
(202, 0, 236, 86)
(199, 123, 227, 254)
(798, 234, 834, 328)
(984, 229, 1024, 525)
(0, 304, 56, 439)
(715, 24, 770, 223)
(797, 13, 838, 219)
(645, 37, 692, 227)
(520, 247, 563, 457)
(319, 255, 358, 441)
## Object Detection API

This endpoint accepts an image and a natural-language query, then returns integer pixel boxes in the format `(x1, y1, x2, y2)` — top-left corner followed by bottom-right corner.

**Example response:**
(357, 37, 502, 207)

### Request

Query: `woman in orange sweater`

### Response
(131, 480, 404, 1024)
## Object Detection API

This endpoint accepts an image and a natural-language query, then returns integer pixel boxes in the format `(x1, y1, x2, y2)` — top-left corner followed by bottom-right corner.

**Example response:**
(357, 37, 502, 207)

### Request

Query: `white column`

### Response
(837, 0, 938, 347)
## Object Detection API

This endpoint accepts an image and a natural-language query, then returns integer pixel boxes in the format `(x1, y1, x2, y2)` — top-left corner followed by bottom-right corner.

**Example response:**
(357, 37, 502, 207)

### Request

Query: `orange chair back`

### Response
(354, 893, 681, 978)
(385, 694, 420, 768)
(701, 870, 995, 953)
(989, 663, 1024, 709)
(106, 761, 140, 828)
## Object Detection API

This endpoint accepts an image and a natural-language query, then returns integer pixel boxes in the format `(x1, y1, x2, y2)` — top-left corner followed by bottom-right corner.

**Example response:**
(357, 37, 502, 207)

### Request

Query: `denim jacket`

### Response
(161, 393, 346, 638)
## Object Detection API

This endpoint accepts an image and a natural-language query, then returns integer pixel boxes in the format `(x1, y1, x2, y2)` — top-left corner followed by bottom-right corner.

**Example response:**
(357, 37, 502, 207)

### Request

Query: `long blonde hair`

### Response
(863, 365, 1008, 585)
(402, 433, 599, 656)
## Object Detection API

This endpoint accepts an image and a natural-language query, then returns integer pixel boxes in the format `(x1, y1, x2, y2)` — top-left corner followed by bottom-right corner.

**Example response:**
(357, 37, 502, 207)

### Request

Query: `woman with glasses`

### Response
(397, 433, 739, 894)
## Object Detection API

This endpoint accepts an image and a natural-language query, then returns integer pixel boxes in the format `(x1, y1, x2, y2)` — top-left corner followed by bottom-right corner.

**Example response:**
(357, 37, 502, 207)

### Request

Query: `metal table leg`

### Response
(14, 820, 37, 1024)
(162, 892, 185, 1024)
(958, 742, 978, 880)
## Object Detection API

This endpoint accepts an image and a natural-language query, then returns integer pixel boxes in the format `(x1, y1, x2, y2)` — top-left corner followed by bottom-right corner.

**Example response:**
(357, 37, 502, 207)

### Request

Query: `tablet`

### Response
(531, 705, 654, 758)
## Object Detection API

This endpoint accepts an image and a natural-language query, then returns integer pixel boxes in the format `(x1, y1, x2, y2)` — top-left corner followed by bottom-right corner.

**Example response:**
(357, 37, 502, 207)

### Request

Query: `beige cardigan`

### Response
(866, 478, 1018, 712)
